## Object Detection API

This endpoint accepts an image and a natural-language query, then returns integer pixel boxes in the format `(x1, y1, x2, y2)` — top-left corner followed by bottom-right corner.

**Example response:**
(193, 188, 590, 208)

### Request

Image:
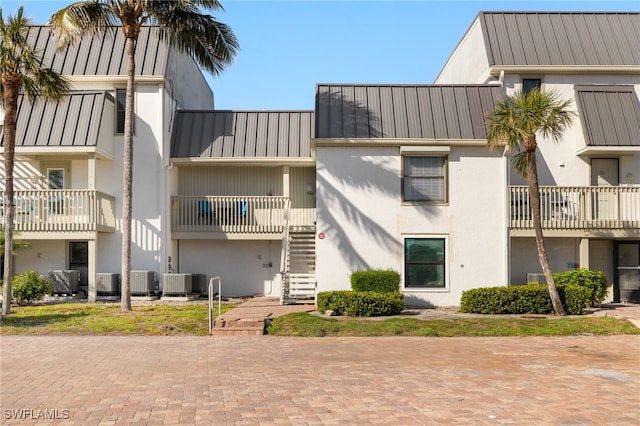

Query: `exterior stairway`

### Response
(282, 226, 317, 304)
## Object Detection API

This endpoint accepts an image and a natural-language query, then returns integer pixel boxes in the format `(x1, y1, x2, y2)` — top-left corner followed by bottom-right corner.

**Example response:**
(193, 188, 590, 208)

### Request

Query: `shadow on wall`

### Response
(315, 89, 443, 272)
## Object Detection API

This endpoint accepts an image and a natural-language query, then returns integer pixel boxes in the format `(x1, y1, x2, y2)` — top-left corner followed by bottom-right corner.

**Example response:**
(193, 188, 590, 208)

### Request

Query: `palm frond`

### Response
(49, 1, 119, 46)
(146, 1, 238, 75)
(1, 6, 70, 103)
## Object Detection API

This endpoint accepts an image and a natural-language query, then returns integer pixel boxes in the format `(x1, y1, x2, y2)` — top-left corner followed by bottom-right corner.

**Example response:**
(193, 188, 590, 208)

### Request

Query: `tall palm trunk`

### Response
(526, 150, 566, 316)
(120, 35, 136, 312)
(1, 77, 18, 315)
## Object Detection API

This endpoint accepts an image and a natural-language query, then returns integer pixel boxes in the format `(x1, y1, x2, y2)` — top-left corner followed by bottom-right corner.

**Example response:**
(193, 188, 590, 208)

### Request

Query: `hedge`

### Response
(11, 270, 53, 306)
(553, 269, 609, 307)
(317, 290, 405, 317)
(459, 283, 588, 315)
(350, 270, 401, 293)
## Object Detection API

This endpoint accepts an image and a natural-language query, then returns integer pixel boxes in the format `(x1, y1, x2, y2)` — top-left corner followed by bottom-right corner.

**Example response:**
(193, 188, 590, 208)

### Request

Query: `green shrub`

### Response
(559, 284, 588, 315)
(553, 269, 609, 307)
(317, 290, 405, 317)
(350, 270, 400, 293)
(459, 283, 587, 315)
(11, 270, 53, 306)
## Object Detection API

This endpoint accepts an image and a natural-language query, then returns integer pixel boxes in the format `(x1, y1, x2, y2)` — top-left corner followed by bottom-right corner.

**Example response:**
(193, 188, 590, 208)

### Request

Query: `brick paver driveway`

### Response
(1, 335, 639, 425)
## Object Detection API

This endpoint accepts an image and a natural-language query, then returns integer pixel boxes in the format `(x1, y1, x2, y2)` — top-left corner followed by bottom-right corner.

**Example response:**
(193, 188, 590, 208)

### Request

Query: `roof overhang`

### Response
(576, 146, 640, 157)
(170, 157, 314, 167)
(14, 146, 114, 160)
(489, 65, 640, 77)
(66, 75, 165, 85)
(312, 138, 489, 147)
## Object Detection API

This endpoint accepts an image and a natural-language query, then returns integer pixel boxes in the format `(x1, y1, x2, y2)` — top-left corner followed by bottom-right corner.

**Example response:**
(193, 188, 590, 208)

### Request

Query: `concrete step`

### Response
(212, 318, 266, 336)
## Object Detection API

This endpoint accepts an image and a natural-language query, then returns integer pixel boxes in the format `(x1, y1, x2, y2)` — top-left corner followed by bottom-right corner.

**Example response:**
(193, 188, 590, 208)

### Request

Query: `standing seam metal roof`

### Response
(28, 26, 169, 76)
(575, 85, 640, 147)
(170, 111, 315, 159)
(0, 91, 111, 148)
(479, 12, 640, 66)
(315, 84, 504, 139)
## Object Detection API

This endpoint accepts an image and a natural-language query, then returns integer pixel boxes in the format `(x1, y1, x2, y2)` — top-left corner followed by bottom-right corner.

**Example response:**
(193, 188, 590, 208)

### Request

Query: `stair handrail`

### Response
(279, 199, 291, 304)
(208, 276, 222, 334)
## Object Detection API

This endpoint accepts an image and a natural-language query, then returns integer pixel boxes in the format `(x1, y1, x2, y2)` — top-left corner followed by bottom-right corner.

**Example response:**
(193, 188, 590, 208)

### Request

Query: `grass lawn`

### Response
(2, 303, 639, 337)
(0, 302, 236, 336)
(266, 312, 640, 337)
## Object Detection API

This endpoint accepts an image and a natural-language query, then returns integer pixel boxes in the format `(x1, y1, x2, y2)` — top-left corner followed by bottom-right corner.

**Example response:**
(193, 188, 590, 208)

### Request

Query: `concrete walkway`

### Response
(1, 335, 639, 425)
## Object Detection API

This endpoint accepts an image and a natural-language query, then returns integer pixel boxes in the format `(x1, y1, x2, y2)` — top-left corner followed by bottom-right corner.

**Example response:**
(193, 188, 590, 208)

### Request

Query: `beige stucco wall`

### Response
(176, 239, 282, 297)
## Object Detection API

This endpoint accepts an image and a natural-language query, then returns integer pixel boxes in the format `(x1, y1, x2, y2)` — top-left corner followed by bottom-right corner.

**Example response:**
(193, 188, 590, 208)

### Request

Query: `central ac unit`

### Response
(526, 273, 546, 284)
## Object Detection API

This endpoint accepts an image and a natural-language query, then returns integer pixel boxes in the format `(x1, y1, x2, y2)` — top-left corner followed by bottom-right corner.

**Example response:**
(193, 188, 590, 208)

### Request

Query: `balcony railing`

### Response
(171, 196, 315, 234)
(510, 185, 640, 230)
(0, 190, 116, 233)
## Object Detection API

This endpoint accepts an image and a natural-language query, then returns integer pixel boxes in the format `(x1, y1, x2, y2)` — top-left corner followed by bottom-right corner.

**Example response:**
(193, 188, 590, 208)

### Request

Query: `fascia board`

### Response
(170, 157, 314, 166)
(490, 65, 640, 77)
(312, 138, 489, 147)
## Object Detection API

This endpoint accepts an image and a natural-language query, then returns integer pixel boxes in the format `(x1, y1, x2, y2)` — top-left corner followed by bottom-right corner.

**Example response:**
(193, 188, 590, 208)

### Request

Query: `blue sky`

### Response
(2, 0, 638, 109)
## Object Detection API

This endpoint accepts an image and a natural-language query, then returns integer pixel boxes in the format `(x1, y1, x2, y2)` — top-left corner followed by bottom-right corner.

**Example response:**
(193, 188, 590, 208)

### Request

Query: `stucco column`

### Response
(283, 166, 290, 198)
(579, 238, 590, 270)
(88, 153, 96, 190)
(87, 238, 97, 302)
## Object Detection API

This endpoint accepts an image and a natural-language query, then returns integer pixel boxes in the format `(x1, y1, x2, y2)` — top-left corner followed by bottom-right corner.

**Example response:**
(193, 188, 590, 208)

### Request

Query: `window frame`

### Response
(403, 235, 449, 291)
(402, 155, 448, 204)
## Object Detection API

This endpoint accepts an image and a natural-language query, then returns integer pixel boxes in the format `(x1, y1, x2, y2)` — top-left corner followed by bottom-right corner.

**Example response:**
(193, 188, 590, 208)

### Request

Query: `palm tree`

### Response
(1, 6, 69, 315)
(486, 88, 575, 316)
(49, 0, 238, 312)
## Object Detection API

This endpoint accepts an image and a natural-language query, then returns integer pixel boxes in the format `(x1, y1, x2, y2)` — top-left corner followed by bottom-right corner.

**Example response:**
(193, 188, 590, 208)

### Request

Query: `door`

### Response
(615, 242, 640, 303)
(589, 240, 613, 301)
(590, 159, 618, 220)
(69, 242, 89, 294)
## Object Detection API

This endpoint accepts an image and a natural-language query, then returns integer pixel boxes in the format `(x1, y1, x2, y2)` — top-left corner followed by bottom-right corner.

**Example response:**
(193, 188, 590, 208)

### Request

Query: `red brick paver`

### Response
(1, 335, 639, 425)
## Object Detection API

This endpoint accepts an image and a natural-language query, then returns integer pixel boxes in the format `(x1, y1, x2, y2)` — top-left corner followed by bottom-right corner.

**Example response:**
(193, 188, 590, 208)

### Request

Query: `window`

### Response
(116, 89, 126, 133)
(115, 88, 135, 134)
(522, 78, 541, 94)
(47, 168, 65, 189)
(405, 238, 446, 288)
(403, 156, 447, 202)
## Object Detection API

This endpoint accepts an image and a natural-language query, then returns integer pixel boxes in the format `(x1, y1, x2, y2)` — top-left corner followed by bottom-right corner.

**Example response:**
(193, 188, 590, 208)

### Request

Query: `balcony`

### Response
(1, 190, 116, 235)
(509, 186, 640, 236)
(171, 196, 315, 239)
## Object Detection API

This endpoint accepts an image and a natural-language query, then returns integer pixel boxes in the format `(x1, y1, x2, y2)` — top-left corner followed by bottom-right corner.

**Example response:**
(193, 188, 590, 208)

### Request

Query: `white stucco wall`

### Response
(435, 18, 492, 84)
(502, 74, 640, 187)
(316, 144, 508, 307)
(176, 240, 282, 297)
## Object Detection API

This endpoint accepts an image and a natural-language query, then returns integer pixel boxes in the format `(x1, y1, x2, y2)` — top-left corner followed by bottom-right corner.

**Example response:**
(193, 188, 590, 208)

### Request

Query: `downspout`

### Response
(163, 161, 173, 274)
(503, 145, 511, 286)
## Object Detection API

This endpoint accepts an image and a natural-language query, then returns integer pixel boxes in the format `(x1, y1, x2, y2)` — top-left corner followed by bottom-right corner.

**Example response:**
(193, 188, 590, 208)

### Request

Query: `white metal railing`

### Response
(0, 190, 116, 232)
(171, 195, 309, 234)
(279, 200, 291, 305)
(208, 276, 222, 334)
(509, 185, 640, 230)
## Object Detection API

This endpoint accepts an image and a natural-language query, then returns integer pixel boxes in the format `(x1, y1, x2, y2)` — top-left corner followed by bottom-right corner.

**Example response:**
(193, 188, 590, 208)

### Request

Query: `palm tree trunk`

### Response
(527, 150, 566, 316)
(2, 78, 18, 315)
(120, 35, 136, 313)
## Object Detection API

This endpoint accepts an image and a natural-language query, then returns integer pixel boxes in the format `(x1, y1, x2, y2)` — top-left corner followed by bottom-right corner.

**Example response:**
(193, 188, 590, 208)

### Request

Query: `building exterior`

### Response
(2, 12, 639, 305)
(436, 12, 640, 303)
(1, 26, 214, 300)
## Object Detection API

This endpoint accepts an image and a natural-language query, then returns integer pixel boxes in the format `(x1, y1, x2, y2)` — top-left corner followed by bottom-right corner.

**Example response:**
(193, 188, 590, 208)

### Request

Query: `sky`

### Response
(1, 0, 638, 110)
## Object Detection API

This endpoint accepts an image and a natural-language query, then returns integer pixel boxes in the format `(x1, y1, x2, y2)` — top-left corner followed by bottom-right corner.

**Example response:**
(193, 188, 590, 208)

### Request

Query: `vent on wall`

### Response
(526, 273, 546, 284)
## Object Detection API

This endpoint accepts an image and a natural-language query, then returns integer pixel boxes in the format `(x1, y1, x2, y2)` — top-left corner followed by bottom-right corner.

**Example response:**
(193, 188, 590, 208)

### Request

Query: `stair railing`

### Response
(279, 199, 292, 304)
(208, 276, 222, 334)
